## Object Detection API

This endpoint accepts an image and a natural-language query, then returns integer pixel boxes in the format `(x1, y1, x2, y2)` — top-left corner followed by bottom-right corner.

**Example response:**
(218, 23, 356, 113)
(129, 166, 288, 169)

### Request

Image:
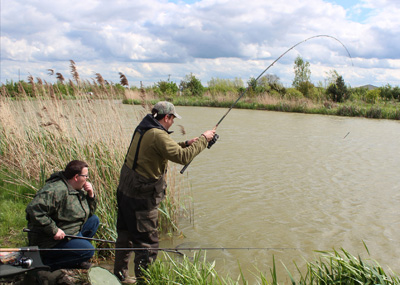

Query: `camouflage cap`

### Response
(153, 101, 182, 119)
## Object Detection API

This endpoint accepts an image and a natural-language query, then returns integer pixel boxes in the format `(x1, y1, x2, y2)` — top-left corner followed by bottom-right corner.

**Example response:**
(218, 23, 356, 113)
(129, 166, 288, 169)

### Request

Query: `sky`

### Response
(1, 0, 399, 88)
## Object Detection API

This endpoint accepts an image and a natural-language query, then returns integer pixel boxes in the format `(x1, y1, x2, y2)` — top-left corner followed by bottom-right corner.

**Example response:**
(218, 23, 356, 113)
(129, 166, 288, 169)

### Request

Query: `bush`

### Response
(365, 89, 381, 103)
(207, 77, 243, 96)
(336, 105, 362, 117)
(380, 84, 400, 101)
(366, 107, 383, 118)
(348, 87, 368, 101)
(297, 81, 315, 98)
(284, 88, 304, 100)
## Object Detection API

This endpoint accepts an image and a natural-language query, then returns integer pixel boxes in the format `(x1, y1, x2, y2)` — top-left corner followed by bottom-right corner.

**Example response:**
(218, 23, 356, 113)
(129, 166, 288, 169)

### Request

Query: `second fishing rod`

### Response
(180, 34, 352, 174)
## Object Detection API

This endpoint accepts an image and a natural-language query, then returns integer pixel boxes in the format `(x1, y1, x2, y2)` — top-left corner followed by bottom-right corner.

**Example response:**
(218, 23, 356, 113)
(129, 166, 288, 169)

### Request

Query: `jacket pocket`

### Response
(135, 209, 158, 233)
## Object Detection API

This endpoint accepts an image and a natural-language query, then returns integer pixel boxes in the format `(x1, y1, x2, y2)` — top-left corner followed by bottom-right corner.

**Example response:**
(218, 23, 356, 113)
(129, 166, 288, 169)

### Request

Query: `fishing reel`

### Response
(3, 253, 33, 268)
(207, 134, 219, 149)
(13, 256, 33, 268)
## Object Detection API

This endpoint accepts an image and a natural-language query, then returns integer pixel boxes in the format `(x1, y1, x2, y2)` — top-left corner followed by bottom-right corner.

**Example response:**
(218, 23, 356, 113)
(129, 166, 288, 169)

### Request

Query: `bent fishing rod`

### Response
(180, 34, 353, 174)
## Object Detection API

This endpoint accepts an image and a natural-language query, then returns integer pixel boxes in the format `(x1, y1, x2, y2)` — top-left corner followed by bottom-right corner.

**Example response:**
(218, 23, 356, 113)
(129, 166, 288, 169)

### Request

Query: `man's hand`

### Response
(187, 137, 199, 146)
(83, 182, 94, 198)
(201, 129, 216, 142)
(54, 228, 65, 240)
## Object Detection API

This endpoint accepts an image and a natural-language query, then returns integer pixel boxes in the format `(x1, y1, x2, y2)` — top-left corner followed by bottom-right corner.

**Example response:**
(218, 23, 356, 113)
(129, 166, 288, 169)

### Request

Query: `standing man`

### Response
(114, 101, 215, 282)
(26, 160, 99, 271)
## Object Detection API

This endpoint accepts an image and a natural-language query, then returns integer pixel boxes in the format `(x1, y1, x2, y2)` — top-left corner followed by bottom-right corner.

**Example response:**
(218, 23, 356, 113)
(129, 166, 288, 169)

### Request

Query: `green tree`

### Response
(325, 69, 340, 87)
(156, 80, 178, 96)
(246, 77, 260, 96)
(292, 55, 311, 89)
(327, 76, 348, 102)
(258, 74, 286, 95)
(179, 73, 204, 97)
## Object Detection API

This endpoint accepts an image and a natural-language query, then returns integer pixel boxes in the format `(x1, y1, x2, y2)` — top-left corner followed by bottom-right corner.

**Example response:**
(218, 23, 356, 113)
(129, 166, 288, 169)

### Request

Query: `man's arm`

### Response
(26, 190, 59, 237)
(83, 181, 97, 214)
(157, 130, 214, 165)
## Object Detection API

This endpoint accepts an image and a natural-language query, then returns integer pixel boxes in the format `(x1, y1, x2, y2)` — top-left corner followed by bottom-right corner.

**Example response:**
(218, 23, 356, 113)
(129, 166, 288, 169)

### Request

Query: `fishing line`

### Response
(181, 35, 353, 173)
(1, 246, 300, 253)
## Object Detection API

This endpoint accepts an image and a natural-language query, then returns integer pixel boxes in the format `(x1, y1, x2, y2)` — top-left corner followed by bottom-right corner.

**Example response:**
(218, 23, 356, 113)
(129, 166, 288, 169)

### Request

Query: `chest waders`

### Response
(115, 127, 166, 280)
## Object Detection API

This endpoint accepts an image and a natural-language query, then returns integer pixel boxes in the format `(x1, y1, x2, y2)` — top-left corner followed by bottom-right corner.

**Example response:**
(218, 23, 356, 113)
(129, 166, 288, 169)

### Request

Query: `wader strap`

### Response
(124, 127, 148, 171)
(132, 129, 145, 170)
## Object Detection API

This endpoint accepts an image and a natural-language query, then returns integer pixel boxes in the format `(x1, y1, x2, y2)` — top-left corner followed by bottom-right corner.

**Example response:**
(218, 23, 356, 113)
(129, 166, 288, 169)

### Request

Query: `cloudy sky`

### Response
(1, 0, 399, 88)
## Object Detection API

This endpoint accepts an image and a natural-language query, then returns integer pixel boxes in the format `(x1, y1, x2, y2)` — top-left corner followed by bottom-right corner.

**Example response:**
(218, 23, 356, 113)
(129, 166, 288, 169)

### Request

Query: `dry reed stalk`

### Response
(123, 89, 142, 100)
(119, 72, 129, 87)
(70, 60, 80, 86)
(36, 78, 45, 97)
(27, 74, 37, 97)
(95, 73, 105, 86)
(1, 85, 9, 97)
(48, 83, 56, 100)
(258, 93, 282, 105)
(69, 79, 78, 96)
(95, 73, 109, 97)
(56, 73, 65, 84)
(18, 82, 27, 98)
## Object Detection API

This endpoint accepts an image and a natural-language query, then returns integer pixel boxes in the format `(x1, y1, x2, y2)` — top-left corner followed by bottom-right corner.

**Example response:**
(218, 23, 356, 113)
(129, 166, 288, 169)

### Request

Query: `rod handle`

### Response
(0, 248, 21, 252)
(180, 160, 192, 174)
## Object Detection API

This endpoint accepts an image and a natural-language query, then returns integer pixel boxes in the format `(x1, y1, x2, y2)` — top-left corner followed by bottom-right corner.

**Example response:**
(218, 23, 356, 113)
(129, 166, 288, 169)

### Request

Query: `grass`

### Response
(0, 171, 35, 247)
(142, 252, 231, 284)
(138, 244, 400, 284)
(293, 245, 400, 284)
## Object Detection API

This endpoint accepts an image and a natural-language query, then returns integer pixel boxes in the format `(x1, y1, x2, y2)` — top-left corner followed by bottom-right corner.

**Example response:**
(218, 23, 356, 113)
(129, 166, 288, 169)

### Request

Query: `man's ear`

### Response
(73, 174, 79, 181)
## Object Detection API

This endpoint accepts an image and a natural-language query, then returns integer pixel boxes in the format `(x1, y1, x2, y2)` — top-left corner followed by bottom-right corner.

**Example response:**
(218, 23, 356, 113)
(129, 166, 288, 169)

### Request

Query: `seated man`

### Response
(25, 160, 99, 271)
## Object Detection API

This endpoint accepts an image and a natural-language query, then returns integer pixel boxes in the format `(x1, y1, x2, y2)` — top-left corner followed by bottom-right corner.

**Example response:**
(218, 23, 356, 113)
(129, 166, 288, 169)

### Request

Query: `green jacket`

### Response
(25, 172, 97, 248)
(125, 114, 208, 180)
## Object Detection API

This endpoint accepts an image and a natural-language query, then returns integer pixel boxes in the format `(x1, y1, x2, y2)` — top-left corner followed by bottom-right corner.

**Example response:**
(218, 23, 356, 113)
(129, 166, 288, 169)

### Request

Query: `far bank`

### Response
(123, 92, 400, 121)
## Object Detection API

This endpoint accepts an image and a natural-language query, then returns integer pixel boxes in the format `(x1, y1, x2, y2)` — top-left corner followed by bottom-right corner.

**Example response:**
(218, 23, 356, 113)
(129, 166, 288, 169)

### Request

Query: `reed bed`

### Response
(292, 246, 400, 284)
(141, 246, 400, 284)
(0, 94, 189, 250)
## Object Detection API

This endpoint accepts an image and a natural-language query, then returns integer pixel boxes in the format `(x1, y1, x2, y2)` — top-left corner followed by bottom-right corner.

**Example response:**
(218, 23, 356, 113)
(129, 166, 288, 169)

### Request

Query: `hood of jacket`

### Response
(136, 114, 172, 134)
(45, 171, 67, 184)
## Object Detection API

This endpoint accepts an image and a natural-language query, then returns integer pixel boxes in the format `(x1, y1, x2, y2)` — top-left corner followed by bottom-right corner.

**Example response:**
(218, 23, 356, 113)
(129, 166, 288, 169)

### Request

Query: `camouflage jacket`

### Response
(25, 171, 97, 248)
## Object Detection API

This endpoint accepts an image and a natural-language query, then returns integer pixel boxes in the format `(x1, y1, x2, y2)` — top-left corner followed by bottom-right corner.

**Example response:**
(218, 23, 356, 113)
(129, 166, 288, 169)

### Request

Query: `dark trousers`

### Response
(41, 215, 100, 271)
(114, 191, 159, 279)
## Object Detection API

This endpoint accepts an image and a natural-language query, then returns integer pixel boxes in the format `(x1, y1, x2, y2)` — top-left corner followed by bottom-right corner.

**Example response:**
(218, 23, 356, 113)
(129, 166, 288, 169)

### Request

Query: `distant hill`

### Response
(358, 84, 378, 90)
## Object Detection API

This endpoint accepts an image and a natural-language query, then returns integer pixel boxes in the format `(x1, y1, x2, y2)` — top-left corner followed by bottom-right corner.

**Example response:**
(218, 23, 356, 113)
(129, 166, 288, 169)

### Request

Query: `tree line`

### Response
(1, 58, 400, 105)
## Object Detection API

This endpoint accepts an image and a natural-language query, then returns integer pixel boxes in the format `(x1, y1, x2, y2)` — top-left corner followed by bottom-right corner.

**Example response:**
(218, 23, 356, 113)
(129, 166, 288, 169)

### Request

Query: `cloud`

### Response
(1, 0, 400, 87)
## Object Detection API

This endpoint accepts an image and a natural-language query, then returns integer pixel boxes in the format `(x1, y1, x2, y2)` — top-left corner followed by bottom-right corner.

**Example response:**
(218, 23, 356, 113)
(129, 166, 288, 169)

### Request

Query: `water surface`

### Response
(156, 106, 400, 282)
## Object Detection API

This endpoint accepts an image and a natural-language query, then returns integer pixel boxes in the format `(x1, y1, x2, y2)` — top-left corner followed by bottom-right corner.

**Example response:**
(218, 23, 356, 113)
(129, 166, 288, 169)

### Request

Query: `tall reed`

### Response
(0, 93, 187, 249)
